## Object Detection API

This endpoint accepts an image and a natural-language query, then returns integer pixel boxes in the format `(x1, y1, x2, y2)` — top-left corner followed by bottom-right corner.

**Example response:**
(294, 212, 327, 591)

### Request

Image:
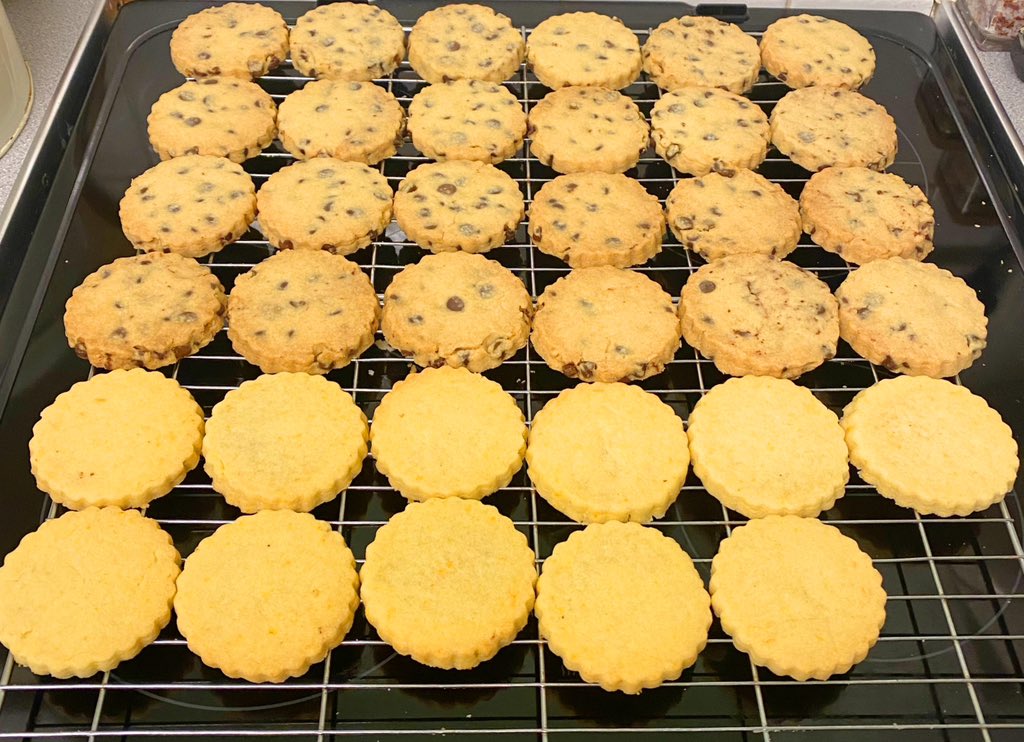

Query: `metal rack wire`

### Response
(0, 18, 1022, 742)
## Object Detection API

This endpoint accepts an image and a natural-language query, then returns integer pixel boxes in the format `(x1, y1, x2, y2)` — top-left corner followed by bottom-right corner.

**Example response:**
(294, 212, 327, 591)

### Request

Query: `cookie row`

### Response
(146, 74, 898, 177)
(63, 248, 987, 383)
(28, 367, 1018, 523)
(0, 503, 885, 692)
(118, 152, 932, 268)
(171, 3, 875, 94)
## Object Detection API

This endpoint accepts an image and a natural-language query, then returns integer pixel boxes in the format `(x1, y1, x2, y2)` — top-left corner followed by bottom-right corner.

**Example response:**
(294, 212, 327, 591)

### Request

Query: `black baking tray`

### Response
(0, 1, 1023, 739)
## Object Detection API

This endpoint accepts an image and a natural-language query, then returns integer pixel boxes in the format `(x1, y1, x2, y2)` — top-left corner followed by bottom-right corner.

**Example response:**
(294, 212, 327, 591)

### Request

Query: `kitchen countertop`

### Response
(0, 0, 1021, 217)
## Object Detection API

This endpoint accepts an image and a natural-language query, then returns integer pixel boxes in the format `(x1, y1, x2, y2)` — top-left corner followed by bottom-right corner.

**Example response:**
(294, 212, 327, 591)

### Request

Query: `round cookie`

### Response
(526, 383, 689, 523)
(0, 508, 180, 679)
(393, 161, 524, 253)
(277, 80, 405, 164)
(174, 510, 360, 683)
(651, 87, 769, 177)
(528, 87, 649, 174)
(761, 15, 875, 90)
(381, 252, 532, 372)
(29, 369, 204, 510)
(257, 158, 393, 254)
(642, 16, 760, 94)
(64, 253, 226, 371)
(120, 155, 255, 258)
(526, 12, 642, 90)
(770, 87, 897, 172)
(532, 266, 681, 382)
(680, 254, 839, 379)
(687, 376, 849, 518)
(710, 516, 887, 681)
(227, 250, 379, 374)
(836, 258, 987, 378)
(842, 376, 1019, 517)
(360, 498, 537, 669)
(407, 80, 526, 163)
(203, 374, 369, 513)
(529, 173, 664, 268)
(291, 2, 405, 81)
(147, 78, 276, 163)
(408, 4, 524, 84)
(666, 168, 800, 260)
(169, 2, 288, 80)
(800, 167, 935, 264)
(535, 521, 711, 694)
(369, 366, 527, 500)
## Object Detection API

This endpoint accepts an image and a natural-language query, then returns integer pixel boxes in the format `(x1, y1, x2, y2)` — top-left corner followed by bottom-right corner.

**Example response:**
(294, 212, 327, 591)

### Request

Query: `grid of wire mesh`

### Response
(0, 15, 1022, 742)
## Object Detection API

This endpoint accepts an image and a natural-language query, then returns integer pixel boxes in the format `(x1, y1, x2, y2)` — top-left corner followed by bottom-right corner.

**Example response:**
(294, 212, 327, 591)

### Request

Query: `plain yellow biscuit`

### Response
(535, 521, 711, 693)
(203, 374, 368, 513)
(527, 383, 689, 523)
(688, 376, 849, 518)
(369, 366, 527, 500)
(29, 369, 204, 509)
(841, 376, 1018, 516)
(174, 510, 360, 683)
(0, 508, 180, 678)
(360, 498, 537, 669)
(710, 516, 886, 681)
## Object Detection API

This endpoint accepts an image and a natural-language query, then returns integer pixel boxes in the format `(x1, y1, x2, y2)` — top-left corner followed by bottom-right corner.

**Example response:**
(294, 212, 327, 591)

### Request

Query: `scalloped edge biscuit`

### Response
(710, 516, 886, 681)
(535, 521, 711, 693)
(841, 376, 1018, 516)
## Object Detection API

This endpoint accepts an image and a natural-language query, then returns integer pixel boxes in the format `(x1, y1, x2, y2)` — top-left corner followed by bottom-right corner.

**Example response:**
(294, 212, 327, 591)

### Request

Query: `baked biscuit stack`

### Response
(2, 2, 1018, 705)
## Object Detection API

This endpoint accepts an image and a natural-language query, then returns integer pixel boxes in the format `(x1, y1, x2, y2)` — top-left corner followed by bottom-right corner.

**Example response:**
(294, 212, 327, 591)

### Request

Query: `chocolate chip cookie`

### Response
(408, 4, 524, 83)
(394, 161, 524, 253)
(761, 15, 875, 90)
(257, 158, 393, 254)
(680, 255, 839, 379)
(836, 257, 987, 377)
(800, 167, 934, 264)
(770, 87, 897, 172)
(407, 80, 526, 163)
(170, 2, 288, 80)
(227, 250, 380, 374)
(119, 155, 256, 258)
(666, 168, 800, 260)
(277, 80, 405, 164)
(148, 78, 276, 163)
(64, 253, 226, 371)
(291, 2, 405, 81)
(532, 266, 681, 382)
(529, 173, 664, 268)
(651, 87, 769, 176)
(642, 16, 760, 94)
(382, 252, 532, 372)
(528, 86, 649, 174)
(526, 12, 641, 90)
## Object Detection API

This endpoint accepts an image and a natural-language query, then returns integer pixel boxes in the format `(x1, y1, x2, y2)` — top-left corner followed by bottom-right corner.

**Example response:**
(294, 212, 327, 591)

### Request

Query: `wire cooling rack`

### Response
(1, 17, 1023, 742)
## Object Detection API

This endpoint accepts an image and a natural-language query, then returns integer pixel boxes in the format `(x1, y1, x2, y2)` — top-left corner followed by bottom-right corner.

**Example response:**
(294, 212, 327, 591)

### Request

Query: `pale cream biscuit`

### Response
(29, 369, 204, 510)
(526, 12, 641, 89)
(291, 2, 405, 81)
(369, 366, 527, 501)
(408, 4, 524, 83)
(203, 374, 368, 513)
(360, 498, 537, 669)
(688, 376, 849, 518)
(535, 521, 711, 693)
(841, 376, 1019, 516)
(174, 510, 360, 683)
(710, 515, 887, 681)
(0, 508, 180, 679)
(170, 2, 288, 79)
(527, 383, 689, 523)
(760, 15, 875, 90)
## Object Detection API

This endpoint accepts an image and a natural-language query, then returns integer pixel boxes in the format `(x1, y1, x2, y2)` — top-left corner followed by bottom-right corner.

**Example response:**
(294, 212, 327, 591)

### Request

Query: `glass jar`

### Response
(961, 0, 1024, 49)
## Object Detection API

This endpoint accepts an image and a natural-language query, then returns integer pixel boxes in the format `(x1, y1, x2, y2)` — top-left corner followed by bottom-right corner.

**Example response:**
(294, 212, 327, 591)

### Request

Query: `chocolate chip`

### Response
(409, 314, 424, 325)
(446, 296, 465, 312)
(478, 284, 494, 299)
(798, 131, 816, 144)
(277, 280, 289, 290)
(699, 280, 716, 293)
(447, 40, 461, 51)
(185, 116, 202, 127)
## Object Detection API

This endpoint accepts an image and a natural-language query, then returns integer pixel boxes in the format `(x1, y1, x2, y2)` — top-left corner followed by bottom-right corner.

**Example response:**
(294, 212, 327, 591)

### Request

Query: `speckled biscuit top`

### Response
(408, 3, 525, 83)
(170, 2, 289, 79)
(526, 12, 642, 90)
(642, 16, 760, 94)
(291, 2, 405, 80)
